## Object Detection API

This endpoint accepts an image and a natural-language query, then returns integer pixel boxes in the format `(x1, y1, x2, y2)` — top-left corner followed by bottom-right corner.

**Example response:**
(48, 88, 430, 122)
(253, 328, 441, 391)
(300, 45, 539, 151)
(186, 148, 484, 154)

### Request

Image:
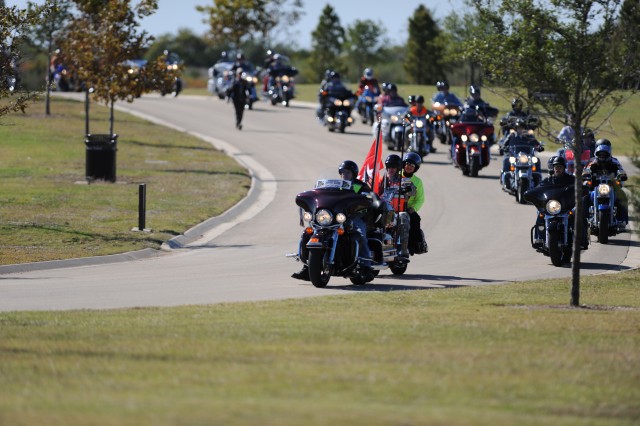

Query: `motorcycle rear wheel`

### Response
(308, 251, 331, 288)
(390, 263, 407, 275)
(598, 211, 610, 244)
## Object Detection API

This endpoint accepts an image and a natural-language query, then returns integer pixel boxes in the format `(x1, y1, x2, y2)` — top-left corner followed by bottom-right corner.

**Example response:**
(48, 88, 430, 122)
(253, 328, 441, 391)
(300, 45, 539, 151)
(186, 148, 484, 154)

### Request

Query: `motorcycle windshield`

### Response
(383, 106, 409, 117)
(508, 145, 536, 156)
(523, 184, 576, 211)
(296, 186, 371, 217)
(451, 122, 492, 137)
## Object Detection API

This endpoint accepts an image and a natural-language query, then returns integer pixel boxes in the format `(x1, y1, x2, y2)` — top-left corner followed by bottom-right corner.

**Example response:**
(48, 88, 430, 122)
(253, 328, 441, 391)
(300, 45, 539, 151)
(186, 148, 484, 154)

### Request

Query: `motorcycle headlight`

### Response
(282, 75, 290, 83)
(336, 213, 347, 223)
(481, 135, 487, 142)
(416, 120, 424, 128)
(469, 133, 479, 142)
(303, 211, 313, 222)
(518, 153, 530, 164)
(253, 77, 258, 84)
(597, 184, 611, 197)
(333, 99, 342, 106)
(546, 200, 562, 215)
(245, 76, 253, 82)
(461, 135, 468, 142)
(391, 115, 399, 123)
(450, 109, 458, 116)
(509, 156, 517, 164)
(316, 209, 333, 226)
(532, 157, 539, 164)
(343, 100, 351, 107)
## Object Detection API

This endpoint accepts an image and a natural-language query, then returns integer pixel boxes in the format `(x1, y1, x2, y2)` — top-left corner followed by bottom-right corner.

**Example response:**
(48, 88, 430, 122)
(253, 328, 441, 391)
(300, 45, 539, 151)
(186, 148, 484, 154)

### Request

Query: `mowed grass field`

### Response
(1, 271, 639, 425)
(0, 97, 250, 265)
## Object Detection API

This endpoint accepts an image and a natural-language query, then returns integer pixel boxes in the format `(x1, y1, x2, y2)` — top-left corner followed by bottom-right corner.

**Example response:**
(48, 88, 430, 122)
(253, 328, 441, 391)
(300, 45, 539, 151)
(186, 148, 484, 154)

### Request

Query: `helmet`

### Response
(515, 117, 528, 131)
(385, 154, 402, 169)
(387, 83, 397, 92)
(364, 68, 373, 79)
(436, 80, 449, 90)
(594, 144, 612, 161)
(273, 53, 281, 61)
(329, 70, 340, 80)
(416, 95, 425, 103)
(470, 85, 481, 96)
(408, 95, 417, 104)
(236, 52, 244, 60)
(547, 156, 557, 174)
(338, 160, 359, 179)
(595, 138, 611, 148)
(582, 128, 594, 138)
(403, 152, 422, 171)
(324, 68, 332, 79)
(511, 98, 523, 111)
(552, 156, 567, 167)
(236, 67, 243, 76)
(381, 82, 389, 93)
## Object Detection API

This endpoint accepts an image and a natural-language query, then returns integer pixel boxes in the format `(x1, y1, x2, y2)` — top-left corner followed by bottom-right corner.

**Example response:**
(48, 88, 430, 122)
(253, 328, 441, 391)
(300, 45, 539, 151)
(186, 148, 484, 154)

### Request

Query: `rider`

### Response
(432, 80, 462, 106)
(317, 71, 352, 119)
(583, 141, 629, 224)
(409, 95, 428, 116)
(379, 154, 412, 259)
(499, 98, 528, 138)
(464, 85, 498, 121)
(379, 83, 407, 107)
(291, 160, 375, 281)
(401, 152, 427, 255)
(355, 68, 380, 97)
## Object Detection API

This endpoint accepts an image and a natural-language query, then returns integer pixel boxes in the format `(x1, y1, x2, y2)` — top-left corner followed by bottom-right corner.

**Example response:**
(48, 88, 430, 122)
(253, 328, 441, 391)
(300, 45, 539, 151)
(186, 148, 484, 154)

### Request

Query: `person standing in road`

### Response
(227, 68, 248, 130)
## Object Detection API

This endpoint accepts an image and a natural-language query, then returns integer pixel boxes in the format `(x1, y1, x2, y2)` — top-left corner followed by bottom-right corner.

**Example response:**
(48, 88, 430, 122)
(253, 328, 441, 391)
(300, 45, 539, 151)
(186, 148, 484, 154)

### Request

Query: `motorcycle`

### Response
(268, 67, 298, 107)
(524, 183, 581, 266)
(450, 118, 493, 177)
(241, 70, 259, 109)
(431, 101, 463, 145)
(556, 141, 591, 175)
(160, 53, 183, 97)
(356, 85, 379, 125)
(321, 91, 355, 133)
(378, 105, 410, 151)
(405, 112, 434, 159)
(286, 177, 392, 287)
(583, 172, 627, 244)
(501, 143, 543, 203)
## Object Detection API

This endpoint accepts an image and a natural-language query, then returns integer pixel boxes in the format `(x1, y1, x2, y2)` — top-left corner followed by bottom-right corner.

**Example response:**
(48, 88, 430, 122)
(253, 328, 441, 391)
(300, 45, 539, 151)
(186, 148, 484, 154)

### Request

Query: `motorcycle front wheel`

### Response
(598, 211, 610, 244)
(548, 230, 564, 267)
(308, 250, 331, 288)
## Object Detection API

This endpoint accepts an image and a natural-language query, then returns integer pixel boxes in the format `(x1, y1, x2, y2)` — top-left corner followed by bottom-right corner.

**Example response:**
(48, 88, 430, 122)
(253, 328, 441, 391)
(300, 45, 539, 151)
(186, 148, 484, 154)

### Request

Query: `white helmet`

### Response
(364, 68, 374, 79)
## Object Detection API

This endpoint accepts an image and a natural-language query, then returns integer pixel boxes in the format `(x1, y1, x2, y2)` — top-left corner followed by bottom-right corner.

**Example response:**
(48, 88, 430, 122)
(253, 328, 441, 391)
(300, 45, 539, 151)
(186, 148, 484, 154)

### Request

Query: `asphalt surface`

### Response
(1, 94, 638, 312)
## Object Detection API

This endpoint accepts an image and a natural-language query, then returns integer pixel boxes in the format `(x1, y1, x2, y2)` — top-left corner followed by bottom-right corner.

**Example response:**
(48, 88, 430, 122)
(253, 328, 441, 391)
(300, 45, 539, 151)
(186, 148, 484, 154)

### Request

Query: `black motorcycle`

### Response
(524, 183, 581, 266)
(160, 54, 183, 97)
(322, 91, 355, 133)
(287, 178, 391, 287)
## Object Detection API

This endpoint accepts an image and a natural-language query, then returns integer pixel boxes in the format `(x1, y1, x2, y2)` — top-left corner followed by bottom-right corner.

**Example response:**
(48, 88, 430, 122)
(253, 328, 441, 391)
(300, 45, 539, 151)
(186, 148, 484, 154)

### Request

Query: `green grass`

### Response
(0, 270, 638, 425)
(0, 97, 250, 265)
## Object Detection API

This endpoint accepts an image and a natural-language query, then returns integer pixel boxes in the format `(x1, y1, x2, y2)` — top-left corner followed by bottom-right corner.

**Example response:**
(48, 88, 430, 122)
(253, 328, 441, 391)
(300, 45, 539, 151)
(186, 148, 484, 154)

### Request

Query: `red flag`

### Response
(358, 135, 384, 194)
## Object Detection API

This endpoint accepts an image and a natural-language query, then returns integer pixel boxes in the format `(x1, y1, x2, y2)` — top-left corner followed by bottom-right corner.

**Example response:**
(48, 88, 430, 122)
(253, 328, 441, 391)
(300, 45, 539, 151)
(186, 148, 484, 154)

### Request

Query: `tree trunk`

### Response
(571, 124, 584, 307)
(109, 100, 114, 136)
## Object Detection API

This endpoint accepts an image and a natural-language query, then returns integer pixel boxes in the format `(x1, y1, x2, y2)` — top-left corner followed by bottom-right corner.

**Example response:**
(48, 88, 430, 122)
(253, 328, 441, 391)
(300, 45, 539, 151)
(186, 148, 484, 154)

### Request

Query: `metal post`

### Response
(138, 183, 146, 231)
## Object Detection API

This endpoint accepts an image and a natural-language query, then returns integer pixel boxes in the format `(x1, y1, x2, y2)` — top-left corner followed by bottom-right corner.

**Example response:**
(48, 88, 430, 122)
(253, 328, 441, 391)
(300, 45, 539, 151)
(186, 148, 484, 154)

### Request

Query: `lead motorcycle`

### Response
(287, 177, 392, 287)
(583, 171, 627, 244)
(524, 183, 582, 266)
(450, 113, 493, 177)
(321, 90, 355, 133)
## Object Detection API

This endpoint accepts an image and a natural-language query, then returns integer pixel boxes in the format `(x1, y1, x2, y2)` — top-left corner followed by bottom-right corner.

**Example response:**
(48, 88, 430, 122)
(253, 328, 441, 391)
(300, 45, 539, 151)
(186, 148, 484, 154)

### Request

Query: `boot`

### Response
(291, 265, 310, 281)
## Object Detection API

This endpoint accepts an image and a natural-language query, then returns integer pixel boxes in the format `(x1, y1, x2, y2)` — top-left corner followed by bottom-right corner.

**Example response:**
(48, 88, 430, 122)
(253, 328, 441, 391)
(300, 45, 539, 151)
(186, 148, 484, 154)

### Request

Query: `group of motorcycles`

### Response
(287, 175, 420, 287)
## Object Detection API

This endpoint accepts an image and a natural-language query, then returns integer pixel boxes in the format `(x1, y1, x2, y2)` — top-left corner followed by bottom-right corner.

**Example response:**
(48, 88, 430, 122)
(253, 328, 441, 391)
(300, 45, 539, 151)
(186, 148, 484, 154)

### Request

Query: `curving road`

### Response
(1, 94, 638, 311)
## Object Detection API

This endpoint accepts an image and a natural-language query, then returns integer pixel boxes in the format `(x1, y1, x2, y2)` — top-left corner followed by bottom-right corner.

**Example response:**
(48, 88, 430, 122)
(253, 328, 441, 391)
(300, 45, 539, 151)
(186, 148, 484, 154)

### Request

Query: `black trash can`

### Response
(85, 134, 117, 182)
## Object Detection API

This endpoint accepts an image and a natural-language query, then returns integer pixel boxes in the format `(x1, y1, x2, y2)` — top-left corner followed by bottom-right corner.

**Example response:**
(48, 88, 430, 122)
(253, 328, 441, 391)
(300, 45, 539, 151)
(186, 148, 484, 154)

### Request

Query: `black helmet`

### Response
(403, 152, 422, 171)
(408, 95, 417, 104)
(381, 82, 389, 93)
(236, 52, 244, 60)
(436, 80, 449, 90)
(338, 160, 359, 179)
(470, 85, 481, 96)
(594, 144, 612, 161)
(595, 138, 611, 148)
(552, 156, 567, 167)
(324, 68, 332, 79)
(329, 71, 340, 80)
(416, 95, 425, 103)
(387, 83, 398, 92)
(385, 154, 402, 169)
(511, 98, 523, 111)
(582, 128, 594, 138)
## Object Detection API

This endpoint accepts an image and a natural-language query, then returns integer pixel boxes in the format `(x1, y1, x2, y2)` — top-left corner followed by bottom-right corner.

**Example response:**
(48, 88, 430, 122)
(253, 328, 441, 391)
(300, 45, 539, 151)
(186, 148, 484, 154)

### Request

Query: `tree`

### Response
(467, 0, 640, 306)
(0, 2, 52, 118)
(197, 0, 304, 49)
(308, 4, 345, 82)
(59, 0, 173, 135)
(27, 0, 72, 115)
(404, 5, 445, 85)
(343, 19, 387, 79)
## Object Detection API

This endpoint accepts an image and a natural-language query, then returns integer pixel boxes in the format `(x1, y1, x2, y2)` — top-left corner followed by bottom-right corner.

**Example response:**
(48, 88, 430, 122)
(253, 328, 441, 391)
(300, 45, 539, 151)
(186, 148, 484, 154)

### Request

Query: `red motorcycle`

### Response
(450, 109, 494, 177)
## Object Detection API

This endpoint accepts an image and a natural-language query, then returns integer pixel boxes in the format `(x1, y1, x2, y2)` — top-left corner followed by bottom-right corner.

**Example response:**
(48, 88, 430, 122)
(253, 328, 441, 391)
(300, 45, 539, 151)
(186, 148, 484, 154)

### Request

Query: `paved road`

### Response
(1, 95, 638, 311)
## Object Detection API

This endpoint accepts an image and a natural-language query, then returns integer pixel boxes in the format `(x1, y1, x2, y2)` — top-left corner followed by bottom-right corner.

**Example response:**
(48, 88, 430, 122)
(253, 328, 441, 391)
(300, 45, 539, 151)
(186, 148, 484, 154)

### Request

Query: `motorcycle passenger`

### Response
(582, 128, 596, 155)
(227, 68, 248, 130)
(291, 160, 374, 281)
(583, 141, 628, 224)
(376, 82, 391, 109)
(401, 153, 428, 255)
(380, 154, 412, 259)
(501, 117, 544, 189)
(432, 80, 462, 106)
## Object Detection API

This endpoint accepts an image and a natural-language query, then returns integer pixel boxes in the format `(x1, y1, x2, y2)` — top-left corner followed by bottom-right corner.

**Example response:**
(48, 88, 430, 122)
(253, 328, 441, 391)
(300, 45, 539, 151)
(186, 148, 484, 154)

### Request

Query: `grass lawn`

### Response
(0, 97, 250, 265)
(0, 270, 638, 425)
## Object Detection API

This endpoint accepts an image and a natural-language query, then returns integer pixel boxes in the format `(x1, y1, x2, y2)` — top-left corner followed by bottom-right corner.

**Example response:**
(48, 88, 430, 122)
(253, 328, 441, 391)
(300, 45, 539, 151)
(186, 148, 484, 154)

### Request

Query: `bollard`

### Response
(138, 183, 146, 231)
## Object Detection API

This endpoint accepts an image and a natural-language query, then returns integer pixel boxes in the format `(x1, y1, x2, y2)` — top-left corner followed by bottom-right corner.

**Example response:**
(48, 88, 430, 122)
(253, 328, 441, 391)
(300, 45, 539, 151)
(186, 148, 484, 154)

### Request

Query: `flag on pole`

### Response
(357, 134, 384, 194)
